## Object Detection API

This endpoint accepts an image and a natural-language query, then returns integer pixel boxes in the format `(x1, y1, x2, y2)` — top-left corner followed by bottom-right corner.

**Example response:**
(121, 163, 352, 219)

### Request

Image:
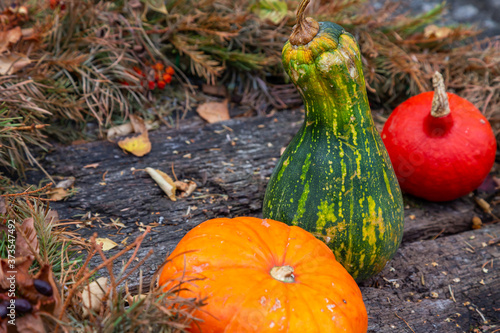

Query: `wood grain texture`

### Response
(27, 109, 499, 332)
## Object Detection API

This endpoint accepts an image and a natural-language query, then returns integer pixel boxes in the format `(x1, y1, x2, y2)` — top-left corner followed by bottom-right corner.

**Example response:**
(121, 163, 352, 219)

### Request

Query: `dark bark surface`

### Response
(28, 109, 499, 332)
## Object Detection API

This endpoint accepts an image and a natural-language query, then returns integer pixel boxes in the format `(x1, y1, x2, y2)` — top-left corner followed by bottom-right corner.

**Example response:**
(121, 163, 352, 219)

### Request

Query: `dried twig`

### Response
(394, 312, 416, 333)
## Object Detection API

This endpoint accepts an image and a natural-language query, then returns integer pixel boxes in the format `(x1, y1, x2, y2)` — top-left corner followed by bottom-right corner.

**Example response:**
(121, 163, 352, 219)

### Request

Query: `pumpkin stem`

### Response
(270, 265, 295, 283)
(430, 72, 451, 118)
(289, 0, 319, 46)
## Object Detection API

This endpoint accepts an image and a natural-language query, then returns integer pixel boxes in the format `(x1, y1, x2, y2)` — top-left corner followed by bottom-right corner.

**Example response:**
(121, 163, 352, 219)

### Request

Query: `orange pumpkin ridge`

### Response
(159, 217, 368, 333)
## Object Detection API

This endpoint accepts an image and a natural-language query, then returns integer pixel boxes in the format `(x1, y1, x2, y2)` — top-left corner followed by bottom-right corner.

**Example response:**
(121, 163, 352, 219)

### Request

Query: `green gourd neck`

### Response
(300, 69, 372, 135)
(283, 22, 374, 137)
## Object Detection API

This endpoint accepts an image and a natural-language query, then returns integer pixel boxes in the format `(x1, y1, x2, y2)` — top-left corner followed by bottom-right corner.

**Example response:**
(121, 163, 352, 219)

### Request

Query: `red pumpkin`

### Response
(159, 217, 368, 333)
(381, 72, 497, 202)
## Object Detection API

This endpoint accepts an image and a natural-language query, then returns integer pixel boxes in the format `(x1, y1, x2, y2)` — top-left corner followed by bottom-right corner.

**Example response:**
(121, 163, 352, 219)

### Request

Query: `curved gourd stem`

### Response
(430, 72, 451, 118)
(289, 0, 319, 46)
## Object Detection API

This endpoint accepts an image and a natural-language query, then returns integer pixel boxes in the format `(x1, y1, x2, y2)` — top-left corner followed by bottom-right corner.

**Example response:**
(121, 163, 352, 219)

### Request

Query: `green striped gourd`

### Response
(262, 0, 404, 282)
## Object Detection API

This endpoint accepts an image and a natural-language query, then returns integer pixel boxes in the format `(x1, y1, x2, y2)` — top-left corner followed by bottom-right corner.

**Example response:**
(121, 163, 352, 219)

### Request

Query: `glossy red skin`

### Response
(381, 92, 497, 202)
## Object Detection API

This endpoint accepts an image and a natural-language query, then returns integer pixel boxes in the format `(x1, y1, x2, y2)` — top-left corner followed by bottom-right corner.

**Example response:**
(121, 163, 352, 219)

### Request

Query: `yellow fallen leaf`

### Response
(197, 99, 230, 123)
(82, 277, 109, 317)
(95, 238, 118, 251)
(118, 132, 151, 157)
(145, 167, 177, 201)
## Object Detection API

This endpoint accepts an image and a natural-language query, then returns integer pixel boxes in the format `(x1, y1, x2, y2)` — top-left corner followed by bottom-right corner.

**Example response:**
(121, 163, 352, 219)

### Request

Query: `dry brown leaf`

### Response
(0, 53, 31, 75)
(15, 217, 39, 258)
(175, 180, 197, 198)
(35, 264, 62, 316)
(118, 132, 151, 157)
(424, 25, 453, 39)
(145, 167, 177, 201)
(0, 27, 22, 54)
(197, 99, 230, 123)
(95, 237, 118, 251)
(107, 123, 135, 139)
(0, 256, 34, 290)
(173, 181, 189, 192)
(47, 187, 68, 201)
(129, 114, 147, 134)
(107, 121, 157, 140)
(81, 277, 109, 317)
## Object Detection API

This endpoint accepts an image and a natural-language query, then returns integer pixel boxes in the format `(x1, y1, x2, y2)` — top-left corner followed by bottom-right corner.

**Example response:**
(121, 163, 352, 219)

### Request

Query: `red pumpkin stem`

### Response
(270, 265, 295, 283)
(430, 72, 451, 118)
(289, 0, 319, 46)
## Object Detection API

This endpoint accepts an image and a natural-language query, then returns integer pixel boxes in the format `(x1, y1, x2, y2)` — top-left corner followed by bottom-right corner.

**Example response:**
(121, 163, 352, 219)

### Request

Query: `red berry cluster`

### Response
(49, 0, 66, 10)
(121, 63, 174, 90)
(151, 62, 174, 90)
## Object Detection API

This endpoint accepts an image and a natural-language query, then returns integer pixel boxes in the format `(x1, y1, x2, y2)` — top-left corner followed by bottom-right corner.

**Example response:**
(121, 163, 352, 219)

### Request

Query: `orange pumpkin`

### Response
(159, 217, 368, 333)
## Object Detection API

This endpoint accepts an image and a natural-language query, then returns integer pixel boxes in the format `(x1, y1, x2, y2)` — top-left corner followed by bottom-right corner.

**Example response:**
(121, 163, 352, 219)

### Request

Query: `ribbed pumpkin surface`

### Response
(159, 217, 368, 333)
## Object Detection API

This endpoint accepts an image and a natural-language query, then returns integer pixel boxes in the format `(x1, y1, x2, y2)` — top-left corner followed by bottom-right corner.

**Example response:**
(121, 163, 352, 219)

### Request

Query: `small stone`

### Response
(491, 0, 500, 8)
(453, 5, 479, 21)
(453, 278, 461, 283)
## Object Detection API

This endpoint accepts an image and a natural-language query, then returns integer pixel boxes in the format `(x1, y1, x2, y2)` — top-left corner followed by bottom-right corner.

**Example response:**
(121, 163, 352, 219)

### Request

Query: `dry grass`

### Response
(0, 187, 204, 332)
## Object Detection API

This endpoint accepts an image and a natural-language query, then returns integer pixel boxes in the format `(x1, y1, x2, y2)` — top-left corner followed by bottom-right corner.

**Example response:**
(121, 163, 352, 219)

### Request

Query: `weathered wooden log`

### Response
(27, 108, 499, 332)
(361, 224, 500, 332)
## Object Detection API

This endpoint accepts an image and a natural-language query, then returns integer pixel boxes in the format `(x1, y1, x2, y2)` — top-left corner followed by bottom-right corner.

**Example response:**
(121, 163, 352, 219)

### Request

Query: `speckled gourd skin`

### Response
(262, 22, 404, 282)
